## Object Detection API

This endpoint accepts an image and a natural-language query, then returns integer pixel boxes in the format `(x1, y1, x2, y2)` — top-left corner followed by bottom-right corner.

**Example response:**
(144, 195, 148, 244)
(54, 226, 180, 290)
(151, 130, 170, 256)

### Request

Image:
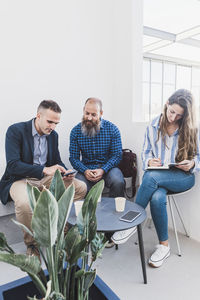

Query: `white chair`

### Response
(138, 188, 192, 256)
(167, 189, 191, 256)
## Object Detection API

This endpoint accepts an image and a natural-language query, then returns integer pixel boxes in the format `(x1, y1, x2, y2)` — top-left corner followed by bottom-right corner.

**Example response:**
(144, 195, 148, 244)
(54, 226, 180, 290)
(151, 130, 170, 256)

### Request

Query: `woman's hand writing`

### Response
(148, 158, 162, 167)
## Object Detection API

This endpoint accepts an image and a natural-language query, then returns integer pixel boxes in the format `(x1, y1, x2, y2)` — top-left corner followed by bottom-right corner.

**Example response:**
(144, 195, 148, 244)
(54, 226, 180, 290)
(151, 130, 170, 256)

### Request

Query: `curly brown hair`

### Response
(158, 89, 197, 162)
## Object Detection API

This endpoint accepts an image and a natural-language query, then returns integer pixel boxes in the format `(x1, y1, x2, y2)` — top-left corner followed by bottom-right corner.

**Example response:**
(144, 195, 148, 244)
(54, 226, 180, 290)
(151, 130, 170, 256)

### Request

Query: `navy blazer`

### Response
(0, 119, 67, 204)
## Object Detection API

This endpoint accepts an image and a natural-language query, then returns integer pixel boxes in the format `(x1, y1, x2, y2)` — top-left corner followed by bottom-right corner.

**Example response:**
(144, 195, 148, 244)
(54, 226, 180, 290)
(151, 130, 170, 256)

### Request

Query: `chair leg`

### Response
(172, 196, 189, 237)
(147, 218, 153, 229)
(168, 196, 181, 256)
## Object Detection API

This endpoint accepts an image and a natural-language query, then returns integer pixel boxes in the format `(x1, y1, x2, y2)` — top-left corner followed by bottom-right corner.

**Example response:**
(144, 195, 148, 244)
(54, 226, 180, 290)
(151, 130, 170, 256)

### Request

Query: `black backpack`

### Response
(118, 149, 137, 198)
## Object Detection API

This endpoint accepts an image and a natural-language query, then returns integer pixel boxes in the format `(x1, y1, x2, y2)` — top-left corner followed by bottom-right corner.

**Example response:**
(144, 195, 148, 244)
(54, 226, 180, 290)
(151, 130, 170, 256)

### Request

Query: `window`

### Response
(143, 58, 200, 122)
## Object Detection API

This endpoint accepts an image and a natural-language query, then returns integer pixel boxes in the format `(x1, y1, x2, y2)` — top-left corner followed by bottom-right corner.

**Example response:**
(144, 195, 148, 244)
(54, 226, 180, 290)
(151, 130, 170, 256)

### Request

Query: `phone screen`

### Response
(119, 210, 141, 223)
(62, 170, 76, 177)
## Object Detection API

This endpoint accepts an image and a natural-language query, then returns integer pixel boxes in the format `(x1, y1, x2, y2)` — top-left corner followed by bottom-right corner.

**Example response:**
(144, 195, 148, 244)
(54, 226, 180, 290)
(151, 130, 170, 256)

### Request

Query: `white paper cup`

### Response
(115, 197, 126, 212)
(74, 200, 84, 216)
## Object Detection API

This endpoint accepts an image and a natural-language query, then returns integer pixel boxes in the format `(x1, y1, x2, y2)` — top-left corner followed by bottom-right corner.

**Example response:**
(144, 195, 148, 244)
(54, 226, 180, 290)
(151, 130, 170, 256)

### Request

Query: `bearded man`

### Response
(69, 97, 125, 196)
(69, 98, 125, 247)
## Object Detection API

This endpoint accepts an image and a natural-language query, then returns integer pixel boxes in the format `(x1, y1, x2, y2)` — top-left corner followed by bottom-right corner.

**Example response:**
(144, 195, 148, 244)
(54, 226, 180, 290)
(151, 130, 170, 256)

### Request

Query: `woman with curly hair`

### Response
(136, 89, 200, 268)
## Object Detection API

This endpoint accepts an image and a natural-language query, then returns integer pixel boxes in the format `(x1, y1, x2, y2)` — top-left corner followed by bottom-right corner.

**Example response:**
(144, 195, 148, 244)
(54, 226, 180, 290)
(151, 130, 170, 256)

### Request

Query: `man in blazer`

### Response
(0, 100, 87, 256)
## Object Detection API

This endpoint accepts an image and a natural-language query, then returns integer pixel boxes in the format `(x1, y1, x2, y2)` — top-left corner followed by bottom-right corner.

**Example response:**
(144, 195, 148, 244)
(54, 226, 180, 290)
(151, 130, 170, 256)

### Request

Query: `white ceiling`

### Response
(143, 0, 200, 63)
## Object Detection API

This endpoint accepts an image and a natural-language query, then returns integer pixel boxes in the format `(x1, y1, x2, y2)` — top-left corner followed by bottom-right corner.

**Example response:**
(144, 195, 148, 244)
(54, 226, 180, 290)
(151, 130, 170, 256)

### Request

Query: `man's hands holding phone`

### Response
(62, 169, 76, 182)
(43, 165, 76, 182)
(43, 164, 67, 176)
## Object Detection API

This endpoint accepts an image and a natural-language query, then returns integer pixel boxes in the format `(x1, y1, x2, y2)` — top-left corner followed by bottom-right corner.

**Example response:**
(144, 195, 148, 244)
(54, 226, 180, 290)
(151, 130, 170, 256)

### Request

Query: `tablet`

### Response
(119, 210, 141, 223)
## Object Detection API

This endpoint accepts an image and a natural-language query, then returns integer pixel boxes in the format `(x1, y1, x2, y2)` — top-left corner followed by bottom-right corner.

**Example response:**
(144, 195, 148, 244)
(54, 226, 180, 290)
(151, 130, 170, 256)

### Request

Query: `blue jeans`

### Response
(76, 167, 125, 197)
(135, 169, 195, 242)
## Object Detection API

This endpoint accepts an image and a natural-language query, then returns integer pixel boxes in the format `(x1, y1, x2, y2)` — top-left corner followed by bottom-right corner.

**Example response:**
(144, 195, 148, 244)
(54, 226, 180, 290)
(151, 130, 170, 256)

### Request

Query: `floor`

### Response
(0, 215, 200, 300)
(93, 225, 200, 300)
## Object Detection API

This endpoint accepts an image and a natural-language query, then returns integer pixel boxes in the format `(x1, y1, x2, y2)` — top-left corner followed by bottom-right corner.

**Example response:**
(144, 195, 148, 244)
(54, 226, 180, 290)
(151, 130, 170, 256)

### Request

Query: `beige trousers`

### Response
(10, 176, 87, 246)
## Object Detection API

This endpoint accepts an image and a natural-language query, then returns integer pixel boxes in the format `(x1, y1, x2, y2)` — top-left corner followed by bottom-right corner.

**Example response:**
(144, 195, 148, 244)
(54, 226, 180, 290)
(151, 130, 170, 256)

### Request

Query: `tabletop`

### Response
(68, 197, 146, 232)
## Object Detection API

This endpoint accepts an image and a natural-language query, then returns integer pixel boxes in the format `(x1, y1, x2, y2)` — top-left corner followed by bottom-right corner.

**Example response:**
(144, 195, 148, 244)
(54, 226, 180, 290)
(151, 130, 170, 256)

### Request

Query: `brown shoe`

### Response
(26, 244, 41, 261)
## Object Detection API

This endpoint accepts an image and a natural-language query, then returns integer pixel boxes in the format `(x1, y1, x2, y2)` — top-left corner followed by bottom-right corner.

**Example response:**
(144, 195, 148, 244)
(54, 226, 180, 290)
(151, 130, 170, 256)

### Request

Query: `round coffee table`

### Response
(68, 197, 147, 284)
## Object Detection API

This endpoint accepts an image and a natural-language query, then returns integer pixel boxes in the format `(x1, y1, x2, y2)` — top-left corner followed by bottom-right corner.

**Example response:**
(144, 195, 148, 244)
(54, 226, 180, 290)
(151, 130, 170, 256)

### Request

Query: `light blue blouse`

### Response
(142, 115, 200, 173)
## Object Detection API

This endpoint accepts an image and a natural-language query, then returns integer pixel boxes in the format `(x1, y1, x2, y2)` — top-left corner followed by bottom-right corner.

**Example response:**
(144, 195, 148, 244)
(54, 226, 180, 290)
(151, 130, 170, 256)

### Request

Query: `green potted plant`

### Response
(0, 170, 118, 300)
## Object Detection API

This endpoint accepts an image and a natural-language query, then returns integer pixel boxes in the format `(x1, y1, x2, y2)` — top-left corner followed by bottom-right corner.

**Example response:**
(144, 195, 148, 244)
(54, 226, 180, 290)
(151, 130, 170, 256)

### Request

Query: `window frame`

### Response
(143, 56, 200, 122)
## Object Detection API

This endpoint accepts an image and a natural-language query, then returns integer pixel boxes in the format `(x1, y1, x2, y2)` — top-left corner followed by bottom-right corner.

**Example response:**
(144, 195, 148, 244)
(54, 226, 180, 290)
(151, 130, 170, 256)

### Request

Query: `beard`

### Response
(81, 117, 101, 137)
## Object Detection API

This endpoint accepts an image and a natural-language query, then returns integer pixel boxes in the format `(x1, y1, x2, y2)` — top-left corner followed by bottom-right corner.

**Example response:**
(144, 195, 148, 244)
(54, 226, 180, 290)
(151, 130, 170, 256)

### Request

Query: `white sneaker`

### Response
(148, 244, 170, 268)
(111, 227, 137, 244)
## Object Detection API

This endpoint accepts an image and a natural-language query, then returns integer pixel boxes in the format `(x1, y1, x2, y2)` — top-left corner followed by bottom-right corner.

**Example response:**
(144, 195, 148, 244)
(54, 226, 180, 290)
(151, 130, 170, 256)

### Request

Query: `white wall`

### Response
(0, 0, 135, 170)
(0, 0, 142, 167)
(110, 0, 143, 143)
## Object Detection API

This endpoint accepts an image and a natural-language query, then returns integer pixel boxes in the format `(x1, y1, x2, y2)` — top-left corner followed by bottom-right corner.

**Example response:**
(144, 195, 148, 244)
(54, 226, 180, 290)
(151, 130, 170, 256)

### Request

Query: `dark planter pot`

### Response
(0, 271, 120, 300)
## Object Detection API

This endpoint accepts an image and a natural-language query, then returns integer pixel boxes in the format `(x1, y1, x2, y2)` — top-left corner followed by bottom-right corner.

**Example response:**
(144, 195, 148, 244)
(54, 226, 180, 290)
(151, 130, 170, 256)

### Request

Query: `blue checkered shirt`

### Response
(69, 119, 122, 173)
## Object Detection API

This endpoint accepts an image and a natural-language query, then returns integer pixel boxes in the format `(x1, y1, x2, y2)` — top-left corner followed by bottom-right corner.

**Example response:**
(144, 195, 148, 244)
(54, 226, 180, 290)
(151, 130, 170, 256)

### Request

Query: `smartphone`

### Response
(62, 170, 76, 177)
(119, 210, 141, 223)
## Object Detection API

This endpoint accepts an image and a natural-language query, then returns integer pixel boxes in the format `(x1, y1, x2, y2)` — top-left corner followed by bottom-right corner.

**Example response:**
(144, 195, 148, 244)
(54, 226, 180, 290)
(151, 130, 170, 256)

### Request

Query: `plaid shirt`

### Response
(69, 119, 122, 173)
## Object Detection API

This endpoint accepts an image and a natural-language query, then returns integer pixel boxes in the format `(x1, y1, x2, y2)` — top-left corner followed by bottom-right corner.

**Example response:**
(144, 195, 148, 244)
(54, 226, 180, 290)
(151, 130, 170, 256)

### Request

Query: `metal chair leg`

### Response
(171, 196, 189, 237)
(168, 196, 182, 256)
(147, 218, 153, 229)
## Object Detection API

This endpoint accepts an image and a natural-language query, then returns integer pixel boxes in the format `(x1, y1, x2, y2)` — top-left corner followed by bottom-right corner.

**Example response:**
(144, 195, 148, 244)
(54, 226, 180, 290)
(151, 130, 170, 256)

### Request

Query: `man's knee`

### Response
(73, 178, 87, 200)
(10, 180, 28, 204)
(105, 168, 125, 197)
(78, 180, 87, 196)
(10, 180, 32, 214)
(112, 177, 125, 187)
(109, 176, 125, 191)
(106, 168, 124, 185)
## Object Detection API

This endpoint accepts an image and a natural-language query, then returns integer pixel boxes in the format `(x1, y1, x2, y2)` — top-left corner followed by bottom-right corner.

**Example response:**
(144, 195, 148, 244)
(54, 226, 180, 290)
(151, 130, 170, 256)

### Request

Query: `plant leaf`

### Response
(33, 186, 40, 201)
(75, 269, 84, 278)
(12, 219, 34, 237)
(48, 291, 65, 300)
(0, 253, 41, 275)
(64, 225, 87, 265)
(32, 189, 58, 247)
(0, 232, 15, 253)
(90, 233, 107, 261)
(44, 280, 52, 299)
(49, 170, 66, 201)
(0, 232, 9, 251)
(82, 180, 104, 221)
(27, 182, 37, 212)
(57, 184, 74, 238)
(83, 270, 96, 293)
(57, 249, 66, 274)
(87, 215, 97, 243)
(76, 180, 104, 240)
